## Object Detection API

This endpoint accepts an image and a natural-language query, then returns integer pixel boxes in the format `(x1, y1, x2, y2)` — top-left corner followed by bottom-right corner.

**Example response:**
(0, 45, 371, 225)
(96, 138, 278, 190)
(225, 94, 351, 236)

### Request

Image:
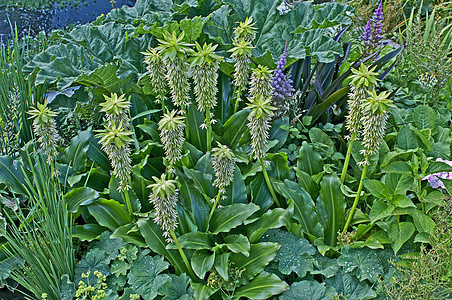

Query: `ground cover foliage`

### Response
(0, 0, 451, 299)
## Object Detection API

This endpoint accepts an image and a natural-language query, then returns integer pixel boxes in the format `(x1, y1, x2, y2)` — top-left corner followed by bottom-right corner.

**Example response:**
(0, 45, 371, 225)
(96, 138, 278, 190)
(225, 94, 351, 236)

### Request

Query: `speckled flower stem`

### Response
(209, 190, 222, 223)
(260, 157, 281, 207)
(234, 87, 242, 114)
(341, 132, 357, 183)
(206, 107, 212, 152)
(169, 229, 196, 280)
(122, 182, 133, 215)
(343, 161, 368, 232)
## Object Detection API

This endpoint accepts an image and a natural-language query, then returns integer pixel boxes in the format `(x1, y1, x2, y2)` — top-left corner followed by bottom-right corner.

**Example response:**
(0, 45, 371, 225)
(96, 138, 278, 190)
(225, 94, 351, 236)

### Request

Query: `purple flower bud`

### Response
(271, 45, 295, 115)
(362, 19, 372, 45)
(371, 0, 384, 44)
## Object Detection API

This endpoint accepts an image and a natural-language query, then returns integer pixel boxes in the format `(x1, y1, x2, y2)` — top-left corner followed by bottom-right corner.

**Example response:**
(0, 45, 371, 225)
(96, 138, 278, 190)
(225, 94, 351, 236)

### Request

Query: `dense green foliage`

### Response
(0, 0, 451, 299)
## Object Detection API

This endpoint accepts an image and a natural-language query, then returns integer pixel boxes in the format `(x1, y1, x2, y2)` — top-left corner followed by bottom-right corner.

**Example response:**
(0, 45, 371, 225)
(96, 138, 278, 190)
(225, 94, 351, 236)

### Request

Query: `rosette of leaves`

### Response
(148, 174, 179, 243)
(250, 65, 273, 100)
(190, 42, 223, 151)
(158, 110, 185, 172)
(96, 121, 133, 195)
(27, 103, 60, 163)
(233, 16, 257, 43)
(141, 47, 168, 108)
(156, 31, 194, 111)
(99, 93, 131, 130)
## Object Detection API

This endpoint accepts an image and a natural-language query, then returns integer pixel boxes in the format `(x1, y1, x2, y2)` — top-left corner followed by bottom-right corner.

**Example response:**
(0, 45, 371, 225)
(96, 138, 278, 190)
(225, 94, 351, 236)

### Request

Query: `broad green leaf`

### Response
(60, 128, 91, 172)
(225, 234, 250, 257)
(187, 104, 207, 152)
(105, 0, 172, 24)
(230, 242, 280, 283)
(179, 16, 205, 43)
(137, 218, 188, 275)
(219, 109, 250, 149)
(385, 173, 414, 195)
(388, 221, 415, 255)
(191, 250, 215, 279)
(261, 229, 316, 277)
(337, 246, 385, 283)
(173, 232, 214, 250)
(279, 281, 337, 300)
(214, 252, 230, 281)
(95, 231, 127, 262)
(178, 177, 210, 232)
(64, 187, 99, 213)
(295, 168, 319, 199)
(410, 208, 436, 236)
(269, 118, 290, 152)
(391, 194, 416, 208)
(109, 176, 141, 213)
(87, 136, 111, 172)
(316, 175, 345, 246)
(111, 223, 147, 247)
(381, 161, 412, 175)
(324, 272, 376, 300)
(73, 224, 105, 241)
(128, 255, 171, 300)
(87, 199, 132, 231)
(397, 125, 419, 150)
(209, 203, 259, 234)
(183, 167, 215, 199)
(297, 142, 324, 176)
(311, 255, 339, 278)
(362, 179, 390, 199)
(268, 153, 290, 180)
(275, 180, 323, 238)
(232, 271, 289, 300)
(191, 283, 217, 300)
(248, 208, 290, 243)
(251, 173, 273, 214)
(0, 156, 28, 195)
(224, 167, 247, 205)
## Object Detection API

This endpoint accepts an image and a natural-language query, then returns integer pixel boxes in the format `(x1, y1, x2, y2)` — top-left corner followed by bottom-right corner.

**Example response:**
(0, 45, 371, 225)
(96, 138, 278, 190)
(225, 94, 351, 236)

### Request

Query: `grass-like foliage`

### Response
(1, 152, 75, 300)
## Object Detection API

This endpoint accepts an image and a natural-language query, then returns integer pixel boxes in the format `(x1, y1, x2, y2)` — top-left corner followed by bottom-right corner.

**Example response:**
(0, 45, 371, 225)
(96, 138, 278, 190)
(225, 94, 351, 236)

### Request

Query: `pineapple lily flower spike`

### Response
(341, 64, 379, 183)
(99, 92, 131, 129)
(190, 42, 223, 151)
(141, 47, 168, 111)
(245, 95, 280, 207)
(229, 38, 254, 113)
(343, 90, 395, 233)
(158, 110, 186, 173)
(156, 31, 194, 111)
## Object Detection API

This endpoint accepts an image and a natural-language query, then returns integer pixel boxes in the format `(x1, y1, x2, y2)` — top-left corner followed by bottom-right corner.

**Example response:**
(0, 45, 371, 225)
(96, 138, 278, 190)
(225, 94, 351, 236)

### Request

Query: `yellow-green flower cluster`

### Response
(250, 65, 273, 99)
(142, 47, 168, 103)
(148, 174, 179, 242)
(76, 271, 108, 300)
(158, 110, 186, 172)
(27, 102, 60, 163)
(212, 142, 236, 199)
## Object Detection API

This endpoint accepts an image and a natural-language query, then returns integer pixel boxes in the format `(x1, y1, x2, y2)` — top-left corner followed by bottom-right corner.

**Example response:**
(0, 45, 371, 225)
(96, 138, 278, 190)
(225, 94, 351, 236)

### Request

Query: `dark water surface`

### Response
(0, 0, 135, 40)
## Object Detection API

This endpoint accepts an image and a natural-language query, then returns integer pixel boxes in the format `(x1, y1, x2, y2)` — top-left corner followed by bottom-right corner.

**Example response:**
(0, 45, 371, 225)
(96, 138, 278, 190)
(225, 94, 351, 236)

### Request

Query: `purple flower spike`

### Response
(371, 0, 384, 44)
(422, 158, 452, 189)
(362, 19, 372, 45)
(271, 45, 295, 115)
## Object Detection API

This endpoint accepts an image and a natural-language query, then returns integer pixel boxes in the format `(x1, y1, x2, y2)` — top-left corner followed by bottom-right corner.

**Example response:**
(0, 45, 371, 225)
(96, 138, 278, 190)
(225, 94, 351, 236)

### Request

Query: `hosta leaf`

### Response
(128, 255, 171, 300)
(388, 221, 415, 255)
(297, 142, 324, 176)
(183, 167, 215, 200)
(274, 179, 323, 238)
(232, 272, 289, 300)
(178, 176, 210, 232)
(261, 229, 316, 277)
(224, 167, 247, 205)
(337, 246, 385, 283)
(316, 174, 345, 246)
(173, 232, 214, 250)
(248, 208, 290, 243)
(230, 242, 280, 283)
(87, 199, 132, 231)
(219, 109, 250, 149)
(0, 156, 29, 195)
(209, 203, 259, 234)
(186, 104, 207, 152)
(60, 128, 91, 172)
(279, 281, 337, 300)
(191, 283, 217, 300)
(64, 187, 99, 213)
(324, 272, 376, 300)
(191, 250, 215, 279)
(214, 252, 230, 281)
(225, 234, 250, 256)
(251, 173, 274, 214)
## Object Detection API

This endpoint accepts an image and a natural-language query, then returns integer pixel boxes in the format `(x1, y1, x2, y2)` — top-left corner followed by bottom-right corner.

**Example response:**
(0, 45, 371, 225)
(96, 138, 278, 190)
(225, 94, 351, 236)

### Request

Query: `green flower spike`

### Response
(156, 31, 194, 110)
(95, 121, 133, 192)
(28, 103, 60, 162)
(148, 174, 179, 242)
(229, 39, 254, 91)
(250, 65, 273, 99)
(99, 93, 131, 129)
(233, 16, 257, 43)
(212, 142, 236, 197)
(158, 110, 186, 171)
(245, 95, 276, 160)
(191, 42, 223, 112)
(141, 47, 168, 104)
(360, 90, 395, 163)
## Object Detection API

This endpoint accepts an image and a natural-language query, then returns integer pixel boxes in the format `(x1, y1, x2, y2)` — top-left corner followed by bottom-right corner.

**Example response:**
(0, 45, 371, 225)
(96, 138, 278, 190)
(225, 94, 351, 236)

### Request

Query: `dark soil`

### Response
(0, 286, 26, 300)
